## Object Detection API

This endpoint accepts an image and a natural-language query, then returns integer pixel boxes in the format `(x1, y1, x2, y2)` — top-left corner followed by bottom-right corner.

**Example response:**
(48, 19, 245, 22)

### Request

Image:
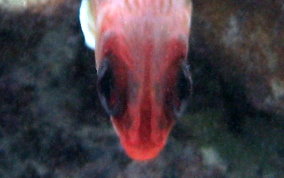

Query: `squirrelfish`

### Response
(80, 0, 193, 161)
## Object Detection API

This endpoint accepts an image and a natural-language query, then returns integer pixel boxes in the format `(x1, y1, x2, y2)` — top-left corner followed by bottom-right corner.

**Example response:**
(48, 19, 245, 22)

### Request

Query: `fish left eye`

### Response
(97, 57, 126, 116)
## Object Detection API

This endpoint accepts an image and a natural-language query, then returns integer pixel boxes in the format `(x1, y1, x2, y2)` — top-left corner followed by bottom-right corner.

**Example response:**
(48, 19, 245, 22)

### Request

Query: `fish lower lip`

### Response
(121, 139, 165, 161)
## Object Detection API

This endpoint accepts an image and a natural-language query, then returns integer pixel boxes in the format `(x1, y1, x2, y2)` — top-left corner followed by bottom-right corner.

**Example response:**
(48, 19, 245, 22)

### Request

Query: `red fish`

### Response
(80, 0, 193, 161)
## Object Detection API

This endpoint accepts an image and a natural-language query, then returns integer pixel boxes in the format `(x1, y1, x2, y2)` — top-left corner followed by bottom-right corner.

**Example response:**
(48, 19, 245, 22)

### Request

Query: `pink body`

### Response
(90, 0, 192, 161)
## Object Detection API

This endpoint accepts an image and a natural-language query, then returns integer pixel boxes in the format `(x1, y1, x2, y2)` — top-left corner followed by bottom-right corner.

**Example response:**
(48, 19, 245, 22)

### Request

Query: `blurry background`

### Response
(0, 0, 283, 177)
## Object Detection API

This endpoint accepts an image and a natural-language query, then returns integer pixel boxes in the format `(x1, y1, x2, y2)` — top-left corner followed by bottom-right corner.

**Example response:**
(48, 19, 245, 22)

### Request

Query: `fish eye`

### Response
(97, 55, 126, 116)
(174, 60, 193, 117)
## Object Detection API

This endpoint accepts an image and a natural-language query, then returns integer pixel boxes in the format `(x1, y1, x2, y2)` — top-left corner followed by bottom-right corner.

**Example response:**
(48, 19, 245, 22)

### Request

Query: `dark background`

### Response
(0, 0, 283, 177)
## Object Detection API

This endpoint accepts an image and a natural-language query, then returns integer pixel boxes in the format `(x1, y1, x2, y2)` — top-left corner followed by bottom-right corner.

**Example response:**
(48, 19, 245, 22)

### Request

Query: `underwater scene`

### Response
(0, 0, 283, 177)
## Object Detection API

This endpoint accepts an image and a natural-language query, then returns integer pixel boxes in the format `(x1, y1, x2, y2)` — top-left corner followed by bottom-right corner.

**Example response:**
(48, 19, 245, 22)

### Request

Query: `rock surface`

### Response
(191, 0, 284, 117)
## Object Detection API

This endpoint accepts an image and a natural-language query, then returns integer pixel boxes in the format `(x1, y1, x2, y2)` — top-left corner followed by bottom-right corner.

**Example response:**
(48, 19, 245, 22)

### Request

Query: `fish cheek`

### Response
(121, 78, 140, 130)
(153, 81, 174, 131)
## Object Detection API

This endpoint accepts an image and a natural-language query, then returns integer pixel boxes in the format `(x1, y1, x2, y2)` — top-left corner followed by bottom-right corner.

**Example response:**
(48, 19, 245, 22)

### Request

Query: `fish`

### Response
(79, 0, 193, 161)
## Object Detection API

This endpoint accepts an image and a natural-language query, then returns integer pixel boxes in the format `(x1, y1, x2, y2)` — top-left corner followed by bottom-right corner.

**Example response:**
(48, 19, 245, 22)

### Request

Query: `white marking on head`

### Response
(79, 0, 96, 50)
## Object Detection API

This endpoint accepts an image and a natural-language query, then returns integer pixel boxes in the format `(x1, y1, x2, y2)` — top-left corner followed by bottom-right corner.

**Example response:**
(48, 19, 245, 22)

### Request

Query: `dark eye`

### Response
(174, 60, 193, 117)
(97, 57, 126, 116)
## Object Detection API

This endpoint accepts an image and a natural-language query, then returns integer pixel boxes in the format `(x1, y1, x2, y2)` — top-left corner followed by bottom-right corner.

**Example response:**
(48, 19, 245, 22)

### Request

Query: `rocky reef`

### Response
(192, 0, 284, 117)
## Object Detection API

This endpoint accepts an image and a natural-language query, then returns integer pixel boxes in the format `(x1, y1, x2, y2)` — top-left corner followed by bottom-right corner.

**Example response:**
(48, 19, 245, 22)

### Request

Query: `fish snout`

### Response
(116, 119, 173, 161)
(111, 104, 174, 161)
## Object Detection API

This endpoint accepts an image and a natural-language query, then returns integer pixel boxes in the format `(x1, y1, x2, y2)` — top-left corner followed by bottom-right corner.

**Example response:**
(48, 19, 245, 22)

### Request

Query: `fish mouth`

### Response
(111, 117, 173, 161)
(121, 137, 166, 161)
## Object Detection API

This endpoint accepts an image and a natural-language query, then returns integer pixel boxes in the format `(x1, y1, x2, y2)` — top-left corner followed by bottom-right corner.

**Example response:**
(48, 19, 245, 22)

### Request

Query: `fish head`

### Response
(81, 0, 193, 161)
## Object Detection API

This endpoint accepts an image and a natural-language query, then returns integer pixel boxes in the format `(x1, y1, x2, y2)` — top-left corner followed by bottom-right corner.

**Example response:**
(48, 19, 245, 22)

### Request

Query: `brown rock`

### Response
(191, 0, 284, 116)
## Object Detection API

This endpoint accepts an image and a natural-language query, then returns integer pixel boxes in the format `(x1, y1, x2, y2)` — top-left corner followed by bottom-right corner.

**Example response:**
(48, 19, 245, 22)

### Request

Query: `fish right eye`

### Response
(174, 60, 193, 117)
